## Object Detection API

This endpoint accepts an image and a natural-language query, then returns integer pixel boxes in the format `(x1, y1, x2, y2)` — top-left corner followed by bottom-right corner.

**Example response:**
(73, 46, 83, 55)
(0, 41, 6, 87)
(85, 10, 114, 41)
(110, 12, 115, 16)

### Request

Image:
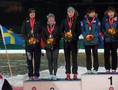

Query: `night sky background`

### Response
(0, 0, 118, 33)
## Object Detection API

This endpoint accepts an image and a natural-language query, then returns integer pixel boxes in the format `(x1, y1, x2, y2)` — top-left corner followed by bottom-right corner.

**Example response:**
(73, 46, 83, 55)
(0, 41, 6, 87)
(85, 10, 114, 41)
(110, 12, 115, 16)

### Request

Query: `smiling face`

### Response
(108, 10, 115, 18)
(67, 10, 75, 18)
(47, 17, 56, 25)
(29, 12, 35, 19)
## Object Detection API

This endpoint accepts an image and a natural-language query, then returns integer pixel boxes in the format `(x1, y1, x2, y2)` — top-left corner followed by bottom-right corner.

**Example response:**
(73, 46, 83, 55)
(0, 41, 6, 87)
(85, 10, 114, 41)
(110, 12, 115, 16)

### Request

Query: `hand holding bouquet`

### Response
(65, 31, 73, 42)
(28, 37, 37, 45)
(107, 28, 116, 36)
(47, 38, 55, 46)
(85, 34, 94, 42)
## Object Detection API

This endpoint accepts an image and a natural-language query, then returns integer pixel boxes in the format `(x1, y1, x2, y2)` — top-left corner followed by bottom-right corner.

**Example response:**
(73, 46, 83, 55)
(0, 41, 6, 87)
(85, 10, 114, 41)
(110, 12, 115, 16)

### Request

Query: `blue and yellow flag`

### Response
(0, 25, 25, 46)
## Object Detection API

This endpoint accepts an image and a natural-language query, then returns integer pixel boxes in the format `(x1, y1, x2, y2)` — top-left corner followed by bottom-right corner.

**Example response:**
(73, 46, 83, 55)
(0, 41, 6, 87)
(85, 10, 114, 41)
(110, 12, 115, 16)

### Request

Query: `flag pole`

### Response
(0, 25, 13, 77)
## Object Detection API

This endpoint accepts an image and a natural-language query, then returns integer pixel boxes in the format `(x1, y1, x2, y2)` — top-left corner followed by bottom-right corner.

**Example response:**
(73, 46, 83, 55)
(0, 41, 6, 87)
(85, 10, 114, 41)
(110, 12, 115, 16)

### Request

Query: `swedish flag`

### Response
(0, 25, 25, 46)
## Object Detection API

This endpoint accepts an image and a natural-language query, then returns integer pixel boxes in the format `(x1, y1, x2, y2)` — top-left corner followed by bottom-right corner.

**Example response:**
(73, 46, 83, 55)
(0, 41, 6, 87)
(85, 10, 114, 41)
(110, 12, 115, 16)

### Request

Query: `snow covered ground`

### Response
(5, 66, 107, 87)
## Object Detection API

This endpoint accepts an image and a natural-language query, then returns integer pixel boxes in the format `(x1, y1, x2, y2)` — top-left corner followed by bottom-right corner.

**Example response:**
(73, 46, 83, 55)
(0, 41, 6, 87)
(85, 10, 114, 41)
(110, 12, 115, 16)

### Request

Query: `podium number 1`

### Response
(108, 76, 112, 85)
(108, 76, 114, 90)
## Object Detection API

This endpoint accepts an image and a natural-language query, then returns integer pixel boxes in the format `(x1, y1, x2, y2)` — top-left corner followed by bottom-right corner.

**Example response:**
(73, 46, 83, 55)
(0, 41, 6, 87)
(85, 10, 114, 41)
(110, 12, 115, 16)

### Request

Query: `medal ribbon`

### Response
(67, 15, 75, 32)
(86, 16, 95, 31)
(47, 25, 55, 37)
(109, 18, 114, 28)
(30, 18, 35, 32)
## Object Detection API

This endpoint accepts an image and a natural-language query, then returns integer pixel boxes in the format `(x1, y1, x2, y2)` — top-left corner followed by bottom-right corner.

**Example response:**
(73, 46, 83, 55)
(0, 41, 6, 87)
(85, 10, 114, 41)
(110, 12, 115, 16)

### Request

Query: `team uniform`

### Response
(102, 15, 118, 72)
(81, 15, 102, 72)
(61, 15, 80, 78)
(42, 24, 60, 80)
(22, 18, 42, 79)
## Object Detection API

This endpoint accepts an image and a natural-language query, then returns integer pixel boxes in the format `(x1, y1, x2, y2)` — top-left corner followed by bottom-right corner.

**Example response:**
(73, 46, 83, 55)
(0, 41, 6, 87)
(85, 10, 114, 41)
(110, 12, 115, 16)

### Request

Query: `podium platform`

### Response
(81, 72, 118, 90)
(23, 73, 118, 90)
(23, 79, 81, 90)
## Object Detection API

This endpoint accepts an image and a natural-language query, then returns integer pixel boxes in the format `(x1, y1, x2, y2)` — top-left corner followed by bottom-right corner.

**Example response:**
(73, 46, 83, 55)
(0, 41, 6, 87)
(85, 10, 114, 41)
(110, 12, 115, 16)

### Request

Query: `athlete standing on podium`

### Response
(102, 7, 118, 73)
(61, 6, 80, 80)
(81, 8, 102, 73)
(21, 8, 42, 80)
(42, 13, 60, 80)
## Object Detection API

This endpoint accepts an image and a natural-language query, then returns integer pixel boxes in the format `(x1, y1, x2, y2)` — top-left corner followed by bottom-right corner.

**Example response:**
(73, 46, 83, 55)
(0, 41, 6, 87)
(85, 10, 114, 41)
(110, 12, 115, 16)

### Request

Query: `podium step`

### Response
(23, 79, 81, 90)
(23, 73, 118, 90)
(81, 72, 118, 90)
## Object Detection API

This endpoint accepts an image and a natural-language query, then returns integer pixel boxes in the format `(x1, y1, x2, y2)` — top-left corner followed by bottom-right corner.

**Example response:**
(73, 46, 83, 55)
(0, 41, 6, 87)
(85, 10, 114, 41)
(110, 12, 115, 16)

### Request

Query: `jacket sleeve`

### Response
(116, 16, 118, 30)
(60, 20, 65, 38)
(42, 27, 47, 44)
(52, 26, 59, 41)
(77, 20, 81, 37)
(80, 20, 86, 38)
(102, 17, 107, 35)
(102, 16, 111, 38)
(36, 22, 42, 41)
(96, 18, 101, 34)
(96, 18, 104, 41)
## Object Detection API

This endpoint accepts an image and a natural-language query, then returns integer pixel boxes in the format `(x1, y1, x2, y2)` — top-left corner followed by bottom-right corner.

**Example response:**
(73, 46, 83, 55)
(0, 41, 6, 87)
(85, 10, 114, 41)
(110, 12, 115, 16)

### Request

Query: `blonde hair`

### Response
(67, 6, 78, 17)
(47, 13, 55, 19)
(67, 6, 75, 12)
